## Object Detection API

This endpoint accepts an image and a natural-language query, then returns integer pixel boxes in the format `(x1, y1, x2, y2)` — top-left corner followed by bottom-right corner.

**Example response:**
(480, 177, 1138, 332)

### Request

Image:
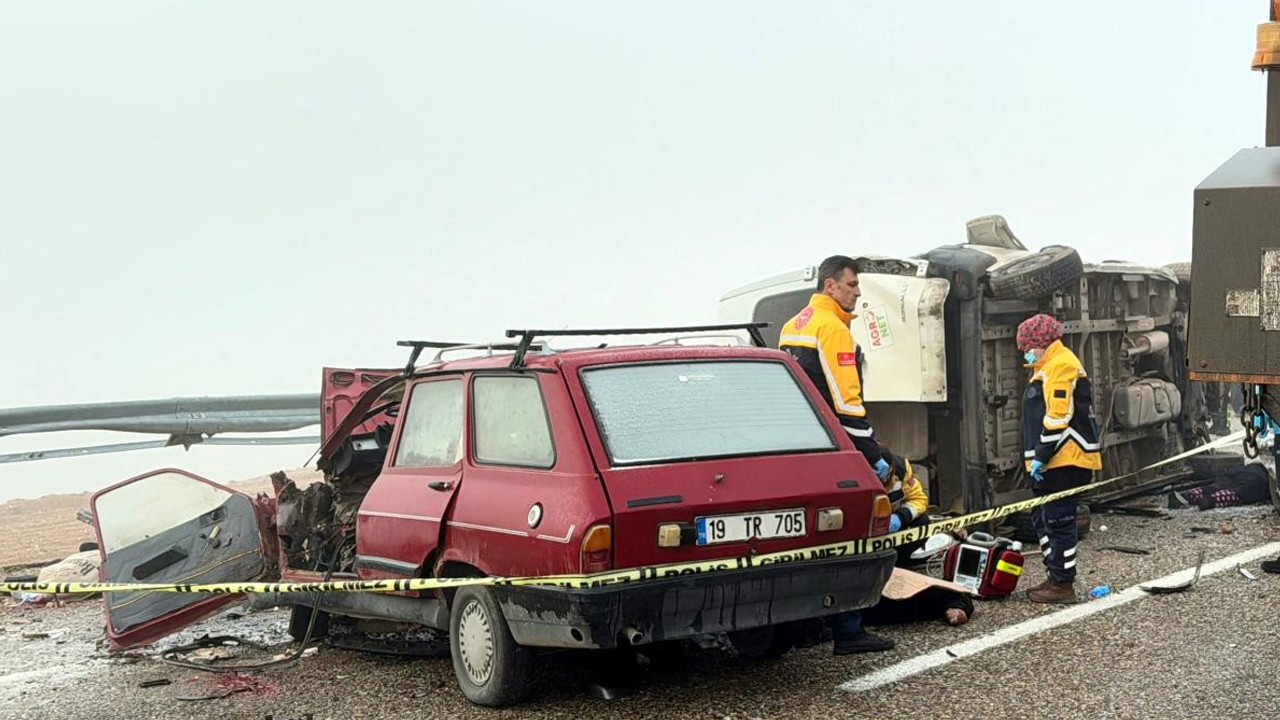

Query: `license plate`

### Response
(695, 509, 806, 546)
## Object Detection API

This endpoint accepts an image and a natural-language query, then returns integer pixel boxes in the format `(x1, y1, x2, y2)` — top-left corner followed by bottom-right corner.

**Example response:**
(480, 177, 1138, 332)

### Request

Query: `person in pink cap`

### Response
(1017, 313, 1102, 604)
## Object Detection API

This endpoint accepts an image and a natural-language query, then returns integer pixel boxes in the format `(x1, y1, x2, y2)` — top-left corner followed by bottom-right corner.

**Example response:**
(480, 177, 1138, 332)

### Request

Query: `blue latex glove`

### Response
(874, 457, 891, 481)
(888, 514, 903, 533)
(1029, 460, 1046, 483)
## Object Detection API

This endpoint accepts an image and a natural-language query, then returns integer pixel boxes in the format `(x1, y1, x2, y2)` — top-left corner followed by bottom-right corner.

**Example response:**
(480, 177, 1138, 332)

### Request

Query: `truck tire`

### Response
(449, 585, 534, 707)
(727, 624, 795, 660)
(987, 246, 1084, 300)
(1164, 261, 1192, 284)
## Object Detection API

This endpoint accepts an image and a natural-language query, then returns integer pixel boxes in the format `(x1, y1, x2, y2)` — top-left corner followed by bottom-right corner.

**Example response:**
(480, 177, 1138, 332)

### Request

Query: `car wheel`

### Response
(727, 625, 795, 660)
(987, 245, 1084, 300)
(449, 585, 534, 707)
(288, 604, 329, 642)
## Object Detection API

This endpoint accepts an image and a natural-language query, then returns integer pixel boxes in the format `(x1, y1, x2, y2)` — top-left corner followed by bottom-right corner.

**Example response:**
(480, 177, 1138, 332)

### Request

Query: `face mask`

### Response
(1024, 350, 1039, 365)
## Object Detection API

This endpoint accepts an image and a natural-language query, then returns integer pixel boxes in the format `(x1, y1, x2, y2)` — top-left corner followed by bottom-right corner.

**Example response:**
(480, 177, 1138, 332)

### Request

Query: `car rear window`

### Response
(581, 361, 836, 465)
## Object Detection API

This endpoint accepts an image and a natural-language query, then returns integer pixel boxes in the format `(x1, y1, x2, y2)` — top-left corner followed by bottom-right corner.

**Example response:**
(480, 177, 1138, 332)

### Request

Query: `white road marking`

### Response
(839, 541, 1280, 693)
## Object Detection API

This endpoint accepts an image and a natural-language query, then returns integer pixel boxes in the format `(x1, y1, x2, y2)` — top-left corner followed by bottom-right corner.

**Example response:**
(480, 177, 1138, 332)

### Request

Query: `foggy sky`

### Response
(0, 1, 1269, 501)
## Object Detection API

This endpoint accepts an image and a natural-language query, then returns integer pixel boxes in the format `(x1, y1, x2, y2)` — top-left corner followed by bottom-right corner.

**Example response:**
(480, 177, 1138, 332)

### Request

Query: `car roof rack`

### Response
(395, 340, 469, 374)
(431, 342, 542, 365)
(395, 340, 546, 374)
(503, 323, 769, 368)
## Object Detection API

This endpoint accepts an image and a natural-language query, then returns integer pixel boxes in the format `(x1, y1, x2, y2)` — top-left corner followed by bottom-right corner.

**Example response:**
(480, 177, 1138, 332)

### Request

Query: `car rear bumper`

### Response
(494, 549, 897, 649)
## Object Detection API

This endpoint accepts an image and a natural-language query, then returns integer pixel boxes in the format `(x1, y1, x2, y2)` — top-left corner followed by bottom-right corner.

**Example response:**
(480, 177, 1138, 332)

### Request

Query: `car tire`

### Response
(727, 624, 796, 660)
(449, 585, 534, 707)
(987, 245, 1084, 300)
(288, 604, 330, 642)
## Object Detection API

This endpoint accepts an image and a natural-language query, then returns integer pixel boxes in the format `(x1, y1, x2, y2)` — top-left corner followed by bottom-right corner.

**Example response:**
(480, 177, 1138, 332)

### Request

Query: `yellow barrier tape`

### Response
(1, 431, 1245, 596)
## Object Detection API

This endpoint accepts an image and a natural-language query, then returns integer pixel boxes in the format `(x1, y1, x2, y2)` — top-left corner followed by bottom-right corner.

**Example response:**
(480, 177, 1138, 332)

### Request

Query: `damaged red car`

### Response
(90, 325, 897, 706)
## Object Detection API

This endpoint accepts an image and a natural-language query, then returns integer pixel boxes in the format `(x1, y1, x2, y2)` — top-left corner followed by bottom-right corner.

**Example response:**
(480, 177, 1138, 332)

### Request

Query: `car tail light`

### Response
(580, 524, 612, 573)
(870, 494, 892, 536)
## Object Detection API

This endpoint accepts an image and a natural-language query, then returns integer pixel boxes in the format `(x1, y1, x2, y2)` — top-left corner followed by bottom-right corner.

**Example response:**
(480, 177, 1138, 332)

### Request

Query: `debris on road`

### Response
(1099, 546, 1152, 555)
(138, 678, 172, 689)
(1238, 565, 1259, 581)
(1141, 549, 1207, 595)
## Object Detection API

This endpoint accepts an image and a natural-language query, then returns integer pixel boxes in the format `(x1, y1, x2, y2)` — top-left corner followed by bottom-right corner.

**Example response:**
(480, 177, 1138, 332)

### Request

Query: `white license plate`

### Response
(695, 509, 806, 546)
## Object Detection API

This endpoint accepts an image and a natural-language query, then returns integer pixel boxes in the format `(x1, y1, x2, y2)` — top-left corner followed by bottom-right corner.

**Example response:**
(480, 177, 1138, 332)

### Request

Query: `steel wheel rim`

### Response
(458, 598, 495, 686)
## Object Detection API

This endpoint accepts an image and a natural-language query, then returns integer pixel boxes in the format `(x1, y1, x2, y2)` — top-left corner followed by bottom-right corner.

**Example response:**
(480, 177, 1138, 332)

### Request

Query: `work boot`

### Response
(832, 631, 896, 655)
(1025, 577, 1054, 595)
(1260, 556, 1280, 574)
(1029, 580, 1078, 604)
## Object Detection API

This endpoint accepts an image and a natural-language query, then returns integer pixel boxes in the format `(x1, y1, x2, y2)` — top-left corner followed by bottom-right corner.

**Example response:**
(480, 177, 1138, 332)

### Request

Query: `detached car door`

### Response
(90, 468, 269, 650)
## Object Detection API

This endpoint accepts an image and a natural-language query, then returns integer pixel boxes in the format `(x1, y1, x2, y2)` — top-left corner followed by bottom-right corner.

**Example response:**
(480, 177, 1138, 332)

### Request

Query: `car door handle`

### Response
(428, 481, 454, 491)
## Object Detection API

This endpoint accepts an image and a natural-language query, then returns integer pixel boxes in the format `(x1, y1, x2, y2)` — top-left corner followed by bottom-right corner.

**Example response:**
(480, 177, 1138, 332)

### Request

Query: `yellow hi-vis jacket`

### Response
(1022, 340, 1103, 472)
(886, 457, 930, 524)
(779, 294, 884, 467)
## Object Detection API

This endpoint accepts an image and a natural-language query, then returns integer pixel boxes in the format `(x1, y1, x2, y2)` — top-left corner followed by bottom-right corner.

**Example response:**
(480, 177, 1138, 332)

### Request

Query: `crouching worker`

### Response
(862, 568, 974, 627)
(1017, 314, 1102, 604)
(882, 453, 930, 566)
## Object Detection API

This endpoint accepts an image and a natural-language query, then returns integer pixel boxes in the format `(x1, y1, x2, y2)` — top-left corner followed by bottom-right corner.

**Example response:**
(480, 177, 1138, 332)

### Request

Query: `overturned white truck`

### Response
(719, 215, 1213, 516)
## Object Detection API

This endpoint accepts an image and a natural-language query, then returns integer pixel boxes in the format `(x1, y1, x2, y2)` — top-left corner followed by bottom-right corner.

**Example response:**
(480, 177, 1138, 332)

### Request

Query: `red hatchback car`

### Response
(90, 325, 896, 706)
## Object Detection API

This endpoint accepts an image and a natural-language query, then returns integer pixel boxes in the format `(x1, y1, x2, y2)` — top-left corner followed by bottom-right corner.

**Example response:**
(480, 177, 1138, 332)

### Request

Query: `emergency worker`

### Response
(1017, 314, 1102, 604)
(779, 255, 891, 482)
(883, 453, 930, 565)
(779, 255, 896, 654)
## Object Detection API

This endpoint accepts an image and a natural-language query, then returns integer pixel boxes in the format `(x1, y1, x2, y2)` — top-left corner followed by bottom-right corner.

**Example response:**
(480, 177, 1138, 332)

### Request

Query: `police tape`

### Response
(1, 431, 1248, 597)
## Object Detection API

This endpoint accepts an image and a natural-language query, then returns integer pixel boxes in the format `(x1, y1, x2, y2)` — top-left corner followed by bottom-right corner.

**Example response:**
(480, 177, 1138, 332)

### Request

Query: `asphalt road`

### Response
(4, 504, 1279, 720)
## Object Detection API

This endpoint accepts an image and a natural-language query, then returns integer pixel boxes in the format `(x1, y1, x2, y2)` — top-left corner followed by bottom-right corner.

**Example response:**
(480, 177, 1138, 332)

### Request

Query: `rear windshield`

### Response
(580, 360, 836, 465)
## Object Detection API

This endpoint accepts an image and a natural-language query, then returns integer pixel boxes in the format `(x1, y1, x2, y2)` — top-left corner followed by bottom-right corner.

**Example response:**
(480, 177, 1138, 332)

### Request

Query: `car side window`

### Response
(394, 379, 464, 468)
(473, 375, 555, 468)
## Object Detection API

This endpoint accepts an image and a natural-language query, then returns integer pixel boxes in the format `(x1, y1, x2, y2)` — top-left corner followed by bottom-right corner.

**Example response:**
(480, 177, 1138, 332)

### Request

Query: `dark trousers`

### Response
(1032, 466, 1092, 583)
(828, 609, 864, 641)
(830, 514, 932, 640)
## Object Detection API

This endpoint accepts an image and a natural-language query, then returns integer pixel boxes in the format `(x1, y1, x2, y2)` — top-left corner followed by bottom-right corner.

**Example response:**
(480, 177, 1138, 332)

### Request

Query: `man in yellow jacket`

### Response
(780, 256, 892, 483)
(780, 255, 907, 654)
(1017, 314, 1102, 604)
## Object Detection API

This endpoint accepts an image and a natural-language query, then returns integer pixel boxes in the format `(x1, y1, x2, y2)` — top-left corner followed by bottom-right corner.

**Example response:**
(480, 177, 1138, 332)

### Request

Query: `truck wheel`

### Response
(288, 604, 329, 641)
(449, 585, 534, 707)
(987, 245, 1084, 300)
(727, 625, 795, 660)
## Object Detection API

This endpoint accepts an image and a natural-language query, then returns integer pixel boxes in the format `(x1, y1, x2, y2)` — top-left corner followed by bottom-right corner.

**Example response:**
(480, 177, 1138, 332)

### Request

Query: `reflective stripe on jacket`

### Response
(1022, 340, 1102, 472)
(779, 294, 883, 466)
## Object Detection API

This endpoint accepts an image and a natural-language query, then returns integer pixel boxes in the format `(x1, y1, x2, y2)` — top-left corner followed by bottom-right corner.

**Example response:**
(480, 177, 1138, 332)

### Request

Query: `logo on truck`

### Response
(863, 304, 894, 349)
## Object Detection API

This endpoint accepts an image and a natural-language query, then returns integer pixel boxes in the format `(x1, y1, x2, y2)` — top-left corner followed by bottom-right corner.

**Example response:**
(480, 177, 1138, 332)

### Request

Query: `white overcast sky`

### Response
(0, 2, 1270, 501)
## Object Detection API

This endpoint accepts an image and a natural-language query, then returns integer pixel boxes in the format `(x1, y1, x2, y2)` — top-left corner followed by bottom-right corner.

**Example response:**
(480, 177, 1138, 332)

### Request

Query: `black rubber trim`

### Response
(626, 495, 684, 508)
